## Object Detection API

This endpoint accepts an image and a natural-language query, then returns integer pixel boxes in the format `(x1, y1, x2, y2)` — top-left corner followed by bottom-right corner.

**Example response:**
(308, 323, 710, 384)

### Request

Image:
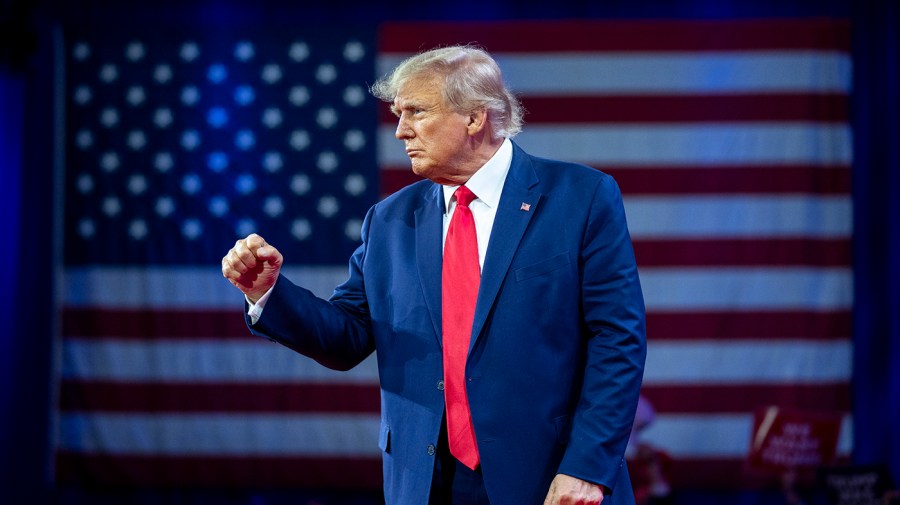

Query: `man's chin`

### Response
(410, 162, 431, 180)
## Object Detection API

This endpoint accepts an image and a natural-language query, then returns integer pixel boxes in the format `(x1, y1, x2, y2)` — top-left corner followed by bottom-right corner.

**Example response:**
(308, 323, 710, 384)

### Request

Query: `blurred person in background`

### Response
(625, 396, 673, 505)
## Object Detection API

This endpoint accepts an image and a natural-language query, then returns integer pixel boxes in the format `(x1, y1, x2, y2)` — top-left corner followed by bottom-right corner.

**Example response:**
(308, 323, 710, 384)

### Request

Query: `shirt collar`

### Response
(442, 138, 513, 213)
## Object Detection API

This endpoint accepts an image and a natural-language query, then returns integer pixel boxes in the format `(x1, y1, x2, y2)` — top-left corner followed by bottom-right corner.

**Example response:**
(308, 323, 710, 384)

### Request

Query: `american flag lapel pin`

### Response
(520, 202, 531, 212)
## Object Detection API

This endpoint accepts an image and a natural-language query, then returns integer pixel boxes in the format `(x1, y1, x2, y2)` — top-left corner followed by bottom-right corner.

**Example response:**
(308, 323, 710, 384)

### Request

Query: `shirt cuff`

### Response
(246, 284, 275, 325)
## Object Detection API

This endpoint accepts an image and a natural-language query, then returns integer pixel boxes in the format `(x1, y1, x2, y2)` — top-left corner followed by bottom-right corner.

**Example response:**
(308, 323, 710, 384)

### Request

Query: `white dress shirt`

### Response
(441, 138, 513, 271)
(248, 138, 513, 323)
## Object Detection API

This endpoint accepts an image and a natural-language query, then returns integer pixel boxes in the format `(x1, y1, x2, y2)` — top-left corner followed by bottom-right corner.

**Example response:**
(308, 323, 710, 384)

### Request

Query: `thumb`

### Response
(255, 243, 283, 266)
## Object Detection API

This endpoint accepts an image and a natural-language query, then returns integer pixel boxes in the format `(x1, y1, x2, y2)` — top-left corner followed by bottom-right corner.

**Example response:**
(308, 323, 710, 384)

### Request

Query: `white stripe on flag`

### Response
(63, 266, 349, 308)
(640, 413, 853, 458)
(378, 124, 853, 167)
(58, 412, 381, 456)
(643, 340, 851, 384)
(624, 196, 851, 238)
(378, 52, 852, 95)
(57, 411, 851, 459)
(639, 267, 852, 310)
(62, 338, 848, 385)
(63, 266, 851, 310)
(62, 340, 379, 382)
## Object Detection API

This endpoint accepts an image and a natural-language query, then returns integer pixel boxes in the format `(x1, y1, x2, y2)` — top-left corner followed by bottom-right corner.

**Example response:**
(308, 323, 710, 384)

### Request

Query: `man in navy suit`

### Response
(222, 45, 646, 505)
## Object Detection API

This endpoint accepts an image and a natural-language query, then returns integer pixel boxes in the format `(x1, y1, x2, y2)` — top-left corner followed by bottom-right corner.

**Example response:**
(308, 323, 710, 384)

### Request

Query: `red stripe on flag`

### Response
(379, 19, 850, 53)
(378, 169, 422, 195)
(607, 166, 851, 195)
(380, 166, 851, 196)
(55, 452, 383, 489)
(59, 381, 380, 413)
(53, 453, 844, 490)
(58, 380, 849, 415)
(667, 458, 795, 490)
(62, 307, 253, 339)
(647, 310, 851, 341)
(668, 457, 850, 490)
(519, 94, 849, 124)
(379, 94, 849, 124)
(60, 308, 848, 341)
(642, 383, 850, 414)
(634, 238, 850, 267)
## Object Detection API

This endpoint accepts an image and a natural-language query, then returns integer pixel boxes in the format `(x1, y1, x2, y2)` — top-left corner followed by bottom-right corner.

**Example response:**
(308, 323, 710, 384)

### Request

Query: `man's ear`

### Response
(467, 108, 488, 136)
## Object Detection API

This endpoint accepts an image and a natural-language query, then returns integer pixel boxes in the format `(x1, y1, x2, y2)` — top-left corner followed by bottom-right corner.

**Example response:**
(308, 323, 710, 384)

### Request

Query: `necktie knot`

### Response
(454, 186, 477, 208)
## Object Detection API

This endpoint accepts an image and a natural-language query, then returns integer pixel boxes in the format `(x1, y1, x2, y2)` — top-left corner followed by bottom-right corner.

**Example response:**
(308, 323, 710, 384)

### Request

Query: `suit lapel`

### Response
(415, 183, 446, 346)
(470, 145, 541, 351)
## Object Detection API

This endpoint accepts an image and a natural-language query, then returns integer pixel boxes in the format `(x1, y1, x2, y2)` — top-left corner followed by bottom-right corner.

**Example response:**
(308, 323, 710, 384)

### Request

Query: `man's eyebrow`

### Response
(390, 100, 420, 115)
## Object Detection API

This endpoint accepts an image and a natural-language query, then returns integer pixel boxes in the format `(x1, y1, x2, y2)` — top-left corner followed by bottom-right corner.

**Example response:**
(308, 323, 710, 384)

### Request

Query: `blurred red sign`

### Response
(748, 406, 843, 471)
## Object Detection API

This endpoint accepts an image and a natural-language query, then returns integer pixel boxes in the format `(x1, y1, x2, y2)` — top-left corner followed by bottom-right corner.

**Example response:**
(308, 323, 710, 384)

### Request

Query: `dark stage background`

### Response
(1, 1, 898, 504)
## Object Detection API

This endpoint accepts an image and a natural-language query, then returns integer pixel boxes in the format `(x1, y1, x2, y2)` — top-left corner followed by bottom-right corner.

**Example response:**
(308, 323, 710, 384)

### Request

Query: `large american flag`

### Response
(57, 19, 852, 490)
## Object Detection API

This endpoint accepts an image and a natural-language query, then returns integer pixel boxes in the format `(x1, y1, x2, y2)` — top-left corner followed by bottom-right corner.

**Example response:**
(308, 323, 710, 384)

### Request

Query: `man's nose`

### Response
(395, 115, 413, 140)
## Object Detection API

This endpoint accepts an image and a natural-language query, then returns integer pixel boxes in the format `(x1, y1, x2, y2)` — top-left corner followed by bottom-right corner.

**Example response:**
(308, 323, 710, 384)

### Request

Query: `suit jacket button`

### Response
(427, 444, 436, 456)
(437, 380, 444, 391)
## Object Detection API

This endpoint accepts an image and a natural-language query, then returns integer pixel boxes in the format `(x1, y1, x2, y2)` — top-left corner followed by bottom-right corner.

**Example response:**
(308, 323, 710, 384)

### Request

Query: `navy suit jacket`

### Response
(249, 142, 646, 505)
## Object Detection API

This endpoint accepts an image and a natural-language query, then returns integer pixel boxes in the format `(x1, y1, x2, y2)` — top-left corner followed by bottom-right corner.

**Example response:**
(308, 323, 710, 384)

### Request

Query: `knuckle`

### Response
(234, 243, 251, 259)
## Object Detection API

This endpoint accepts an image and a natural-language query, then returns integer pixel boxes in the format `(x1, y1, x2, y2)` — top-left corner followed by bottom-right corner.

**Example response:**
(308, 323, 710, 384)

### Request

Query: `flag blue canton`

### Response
(64, 28, 378, 265)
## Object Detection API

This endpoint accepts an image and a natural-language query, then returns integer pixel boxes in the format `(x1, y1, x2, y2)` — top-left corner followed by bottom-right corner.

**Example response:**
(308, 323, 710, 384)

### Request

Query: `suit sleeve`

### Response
(557, 175, 647, 492)
(245, 207, 377, 371)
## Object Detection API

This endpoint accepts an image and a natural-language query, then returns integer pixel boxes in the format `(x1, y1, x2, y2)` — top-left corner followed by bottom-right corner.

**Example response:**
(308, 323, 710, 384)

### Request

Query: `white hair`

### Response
(371, 45, 524, 139)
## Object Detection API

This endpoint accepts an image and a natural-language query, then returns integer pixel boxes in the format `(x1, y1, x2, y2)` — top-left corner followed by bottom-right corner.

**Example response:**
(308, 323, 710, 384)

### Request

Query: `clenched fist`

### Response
(544, 474, 604, 505)
(221, 233, 284, 303)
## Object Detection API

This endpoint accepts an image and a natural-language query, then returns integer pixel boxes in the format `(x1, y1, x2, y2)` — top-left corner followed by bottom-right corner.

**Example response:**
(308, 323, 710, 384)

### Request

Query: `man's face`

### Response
(391, 74, 475, 185)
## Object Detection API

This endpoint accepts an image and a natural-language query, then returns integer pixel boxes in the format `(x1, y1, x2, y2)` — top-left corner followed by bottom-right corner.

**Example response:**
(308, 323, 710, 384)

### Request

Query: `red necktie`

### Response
(442, 185, 481, 470)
